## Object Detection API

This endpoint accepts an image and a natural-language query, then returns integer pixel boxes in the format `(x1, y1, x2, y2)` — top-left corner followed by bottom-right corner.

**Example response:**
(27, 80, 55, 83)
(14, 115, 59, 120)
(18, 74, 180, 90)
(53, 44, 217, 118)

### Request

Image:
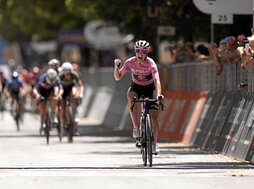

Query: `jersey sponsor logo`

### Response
(138, 75, 146, 80)
(133, 73, 153, 82)
(130, 68, 150, 74)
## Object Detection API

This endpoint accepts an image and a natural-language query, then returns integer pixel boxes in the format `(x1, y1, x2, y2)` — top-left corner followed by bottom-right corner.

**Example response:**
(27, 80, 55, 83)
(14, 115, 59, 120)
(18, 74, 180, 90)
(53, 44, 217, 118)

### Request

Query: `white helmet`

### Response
(134, 40, 150, 52)
(48, 59, 60, 67)
(46, 69, 57, 83)
(61, 62, 73, 73)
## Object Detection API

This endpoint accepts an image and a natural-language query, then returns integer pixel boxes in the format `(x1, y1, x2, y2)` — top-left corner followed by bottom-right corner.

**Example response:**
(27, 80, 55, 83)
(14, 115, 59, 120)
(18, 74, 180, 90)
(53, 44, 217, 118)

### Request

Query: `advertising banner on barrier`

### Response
(233, 93, 254, 162)
(204, 92, 235, 150)
(233, 99, 254, 160)
(226, 93, 252, 157)
(159, 91, 208, 142)
(190, 93, 214, 145)
(215, 93, 242, 153)
(191, 92, 223, 147)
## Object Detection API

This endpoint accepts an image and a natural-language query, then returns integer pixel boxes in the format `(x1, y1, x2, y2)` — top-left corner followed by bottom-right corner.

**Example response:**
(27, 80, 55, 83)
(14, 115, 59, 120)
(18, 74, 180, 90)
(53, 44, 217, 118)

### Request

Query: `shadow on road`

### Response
(1, 161, 254, 170)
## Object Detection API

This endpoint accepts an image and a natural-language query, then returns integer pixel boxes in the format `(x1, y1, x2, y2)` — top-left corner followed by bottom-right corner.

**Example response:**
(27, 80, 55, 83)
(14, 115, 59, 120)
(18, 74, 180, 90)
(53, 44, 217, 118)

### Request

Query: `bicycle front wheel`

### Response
(66, 105, 74, 143)
(141, 121, 147, 166)
(13, 103, 20, 132)
(146, 114, 153, 167)
(45, 112, 51, 144)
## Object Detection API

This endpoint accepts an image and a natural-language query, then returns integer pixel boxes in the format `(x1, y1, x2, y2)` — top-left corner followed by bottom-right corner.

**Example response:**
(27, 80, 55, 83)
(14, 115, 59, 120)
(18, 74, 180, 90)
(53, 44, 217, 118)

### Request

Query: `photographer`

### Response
(240, 36, 254, 70)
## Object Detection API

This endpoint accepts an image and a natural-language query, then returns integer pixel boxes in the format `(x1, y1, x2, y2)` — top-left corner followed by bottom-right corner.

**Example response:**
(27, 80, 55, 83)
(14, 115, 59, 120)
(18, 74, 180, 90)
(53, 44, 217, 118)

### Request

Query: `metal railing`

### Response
(161, 61, 251, 92)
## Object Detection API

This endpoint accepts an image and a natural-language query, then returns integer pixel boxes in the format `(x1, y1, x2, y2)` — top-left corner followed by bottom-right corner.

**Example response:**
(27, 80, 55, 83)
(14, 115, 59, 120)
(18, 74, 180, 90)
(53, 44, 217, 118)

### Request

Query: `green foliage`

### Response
(0, 0, 252, 43)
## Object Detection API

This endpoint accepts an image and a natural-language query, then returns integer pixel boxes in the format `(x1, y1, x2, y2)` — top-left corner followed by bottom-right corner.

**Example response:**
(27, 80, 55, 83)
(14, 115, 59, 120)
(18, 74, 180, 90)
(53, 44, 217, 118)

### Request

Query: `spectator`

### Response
(158, 41, 175, 65)
(172, 43, 186, 63)
(208, 37, 229, 75)
(237, 34, 247, 48)
(226, 36, 241, 64)
(239, 28, 254, 70)
(195, 44, 210, 62)
(184, 42, 196, 62)
(237, 34, 247, 60)
(240, 35, 254, 70)
(208, 36, 241, 75)
(172, 42, 196, 63)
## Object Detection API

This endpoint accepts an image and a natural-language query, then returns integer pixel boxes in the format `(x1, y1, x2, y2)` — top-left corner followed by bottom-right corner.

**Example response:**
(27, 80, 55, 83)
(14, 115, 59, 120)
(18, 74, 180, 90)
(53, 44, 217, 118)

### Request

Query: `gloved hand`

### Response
(114, 59, 121, 69)
(157, 94, 164, 101)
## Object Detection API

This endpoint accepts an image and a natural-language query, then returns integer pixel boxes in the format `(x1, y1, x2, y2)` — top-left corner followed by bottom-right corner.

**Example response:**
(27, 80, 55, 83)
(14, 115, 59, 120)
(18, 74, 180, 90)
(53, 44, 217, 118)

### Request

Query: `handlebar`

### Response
(130, 96, 165, 112)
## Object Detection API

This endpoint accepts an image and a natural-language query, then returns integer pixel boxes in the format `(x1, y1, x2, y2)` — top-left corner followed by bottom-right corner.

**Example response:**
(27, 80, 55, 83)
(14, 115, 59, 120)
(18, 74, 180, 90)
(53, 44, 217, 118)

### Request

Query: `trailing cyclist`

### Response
(113, 40, 164, 154)
(48, 58, 61, 73)
(0, 69, 8, 106)
(59, 62, 84, 136)
(0, 69, 8, 93)
(7, 71, 26, 118)
(28, 66, 41, 106)
(33, 69, 63, 135)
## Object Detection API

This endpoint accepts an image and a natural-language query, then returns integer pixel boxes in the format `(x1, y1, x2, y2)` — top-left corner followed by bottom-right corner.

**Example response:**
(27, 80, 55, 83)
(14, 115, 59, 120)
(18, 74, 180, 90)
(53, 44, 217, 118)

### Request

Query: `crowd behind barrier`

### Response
(164, 61, 250, 92)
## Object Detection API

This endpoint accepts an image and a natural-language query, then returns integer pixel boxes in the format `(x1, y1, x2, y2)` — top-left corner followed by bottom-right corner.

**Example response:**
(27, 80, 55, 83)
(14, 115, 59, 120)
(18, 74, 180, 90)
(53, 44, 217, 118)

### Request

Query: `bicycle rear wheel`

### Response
(66, 106, 74, 143)
(15, 112, 20, 132)
(45, 112, 51, 144)
(146, 114, 153, 167)
(57, 115, 63, 142)
(13, 102, 20, 132)
(141, 121, 147, 166)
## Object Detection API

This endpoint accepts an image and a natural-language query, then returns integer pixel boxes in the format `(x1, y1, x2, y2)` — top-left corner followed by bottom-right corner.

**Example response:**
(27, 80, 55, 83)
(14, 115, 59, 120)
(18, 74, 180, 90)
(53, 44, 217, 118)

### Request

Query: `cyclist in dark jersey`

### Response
(33, 69, 63, 134)
(59, 62, 84, 135)
(7, 71, 26, 116)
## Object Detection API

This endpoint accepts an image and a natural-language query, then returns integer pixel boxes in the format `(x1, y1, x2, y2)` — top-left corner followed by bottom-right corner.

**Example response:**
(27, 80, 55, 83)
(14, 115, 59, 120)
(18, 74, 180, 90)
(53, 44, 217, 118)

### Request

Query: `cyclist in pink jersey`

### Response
(114, 40, 163, 154)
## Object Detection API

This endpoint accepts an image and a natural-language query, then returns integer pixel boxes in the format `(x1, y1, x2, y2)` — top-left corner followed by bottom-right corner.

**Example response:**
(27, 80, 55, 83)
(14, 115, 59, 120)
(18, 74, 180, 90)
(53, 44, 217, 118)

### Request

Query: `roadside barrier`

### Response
(190, 91, 254, 163)
(204, 92, 236, 151)
(80, 67, 132, 130)
(158, 91, 208, 143)
(230, 93, 254, 162)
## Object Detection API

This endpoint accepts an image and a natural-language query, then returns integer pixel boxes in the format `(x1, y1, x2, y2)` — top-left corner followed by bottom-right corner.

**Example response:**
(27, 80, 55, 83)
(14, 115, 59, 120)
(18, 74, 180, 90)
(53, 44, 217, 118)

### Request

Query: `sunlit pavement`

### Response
(0, 111, 254, 189)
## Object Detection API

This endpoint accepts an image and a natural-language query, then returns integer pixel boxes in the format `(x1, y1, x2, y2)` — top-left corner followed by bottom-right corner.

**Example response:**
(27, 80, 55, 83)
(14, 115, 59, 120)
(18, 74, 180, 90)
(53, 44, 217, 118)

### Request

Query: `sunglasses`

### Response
(135, 49, 148, 54)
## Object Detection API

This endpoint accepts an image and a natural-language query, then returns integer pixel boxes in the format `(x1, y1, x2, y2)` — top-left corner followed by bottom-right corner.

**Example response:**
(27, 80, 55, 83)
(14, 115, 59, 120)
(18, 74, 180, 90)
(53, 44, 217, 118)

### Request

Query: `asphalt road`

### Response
(0, 110, 254, 189)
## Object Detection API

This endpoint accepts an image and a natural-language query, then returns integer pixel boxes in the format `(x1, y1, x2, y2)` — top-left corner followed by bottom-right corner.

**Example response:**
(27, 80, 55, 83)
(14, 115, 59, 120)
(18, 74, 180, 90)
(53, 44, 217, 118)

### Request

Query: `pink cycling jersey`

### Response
(119, 56, 160, 86)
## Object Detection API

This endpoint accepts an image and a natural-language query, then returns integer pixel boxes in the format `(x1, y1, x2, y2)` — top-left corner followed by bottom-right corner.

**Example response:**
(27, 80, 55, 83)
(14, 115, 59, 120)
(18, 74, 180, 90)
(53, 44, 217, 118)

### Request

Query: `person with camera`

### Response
(240, 36, 254, 70)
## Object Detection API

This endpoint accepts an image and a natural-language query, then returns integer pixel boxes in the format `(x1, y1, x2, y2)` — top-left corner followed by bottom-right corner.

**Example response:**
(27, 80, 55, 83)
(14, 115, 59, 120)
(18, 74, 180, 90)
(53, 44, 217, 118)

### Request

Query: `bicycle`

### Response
(40, 97, 62, 144)
(131, 96, 164, 167)
(10, 95, 22, 132)
(63, 96, 77, 143)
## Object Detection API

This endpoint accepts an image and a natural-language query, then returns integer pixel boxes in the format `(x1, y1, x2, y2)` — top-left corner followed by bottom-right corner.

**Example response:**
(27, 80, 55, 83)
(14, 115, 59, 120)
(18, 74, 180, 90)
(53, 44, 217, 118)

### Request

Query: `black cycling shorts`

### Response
(127, 82, 159, 110)
(62, 86, 73, 99)
(38, 87, 54, 98)
(10, 91, 20, 101)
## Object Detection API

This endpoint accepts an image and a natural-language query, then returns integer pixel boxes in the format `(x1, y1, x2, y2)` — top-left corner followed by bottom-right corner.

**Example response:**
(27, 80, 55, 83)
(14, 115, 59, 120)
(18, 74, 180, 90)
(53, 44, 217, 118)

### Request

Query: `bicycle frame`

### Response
(10, 95, 22, 132)
(40, 97, 52, 144)
(40, 96, 62, 144)
(64, 97, 76, 143)
(131, 96, 163, 167)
